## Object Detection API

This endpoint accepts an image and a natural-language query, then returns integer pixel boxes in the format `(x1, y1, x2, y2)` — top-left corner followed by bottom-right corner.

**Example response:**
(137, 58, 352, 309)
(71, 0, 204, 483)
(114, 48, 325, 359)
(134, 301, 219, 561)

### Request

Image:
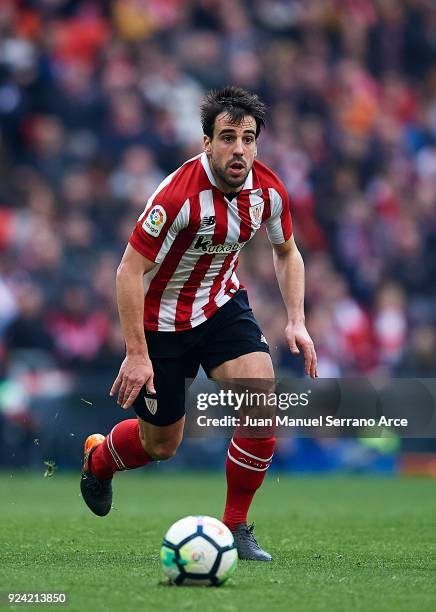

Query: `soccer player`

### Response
(80, 86, 317, 561)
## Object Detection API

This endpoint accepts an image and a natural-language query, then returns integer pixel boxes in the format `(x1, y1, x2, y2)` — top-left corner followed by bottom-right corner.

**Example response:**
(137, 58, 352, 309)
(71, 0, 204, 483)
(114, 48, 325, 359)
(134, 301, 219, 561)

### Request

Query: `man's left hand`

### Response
(285, 321, 318, 378)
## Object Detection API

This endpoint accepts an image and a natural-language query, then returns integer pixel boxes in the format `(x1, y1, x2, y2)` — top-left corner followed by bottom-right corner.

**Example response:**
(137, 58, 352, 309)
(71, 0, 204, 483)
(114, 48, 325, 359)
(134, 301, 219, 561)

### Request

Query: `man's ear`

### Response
(254, 145, 257, 158)
(204, 135, 212, 154)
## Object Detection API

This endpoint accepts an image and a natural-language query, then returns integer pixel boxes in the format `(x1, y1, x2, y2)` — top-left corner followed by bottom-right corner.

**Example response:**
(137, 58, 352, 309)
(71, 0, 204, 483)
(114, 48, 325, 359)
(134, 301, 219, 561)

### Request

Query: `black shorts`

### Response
(132, 290, 270, 426)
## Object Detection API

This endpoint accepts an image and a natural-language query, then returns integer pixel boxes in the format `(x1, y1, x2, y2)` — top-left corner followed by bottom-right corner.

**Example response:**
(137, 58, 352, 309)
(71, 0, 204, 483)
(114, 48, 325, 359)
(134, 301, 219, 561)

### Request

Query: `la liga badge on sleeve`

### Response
(142, 205, 167, 237)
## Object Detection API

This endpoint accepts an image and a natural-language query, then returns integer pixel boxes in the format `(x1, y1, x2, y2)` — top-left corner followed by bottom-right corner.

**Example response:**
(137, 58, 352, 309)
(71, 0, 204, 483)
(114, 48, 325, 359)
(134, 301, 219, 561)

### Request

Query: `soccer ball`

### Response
(160, 515, 238, 586)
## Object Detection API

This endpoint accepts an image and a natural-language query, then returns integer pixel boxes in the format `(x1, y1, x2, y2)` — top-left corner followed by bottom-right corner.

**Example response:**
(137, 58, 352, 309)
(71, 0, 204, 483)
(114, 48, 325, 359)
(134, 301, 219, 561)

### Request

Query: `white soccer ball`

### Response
(160, 515, 238, 586)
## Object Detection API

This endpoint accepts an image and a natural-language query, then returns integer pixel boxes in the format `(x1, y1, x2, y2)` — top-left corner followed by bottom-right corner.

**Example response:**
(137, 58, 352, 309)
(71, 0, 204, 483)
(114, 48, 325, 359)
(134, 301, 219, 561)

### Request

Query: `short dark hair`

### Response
(200, 86, 266, 139)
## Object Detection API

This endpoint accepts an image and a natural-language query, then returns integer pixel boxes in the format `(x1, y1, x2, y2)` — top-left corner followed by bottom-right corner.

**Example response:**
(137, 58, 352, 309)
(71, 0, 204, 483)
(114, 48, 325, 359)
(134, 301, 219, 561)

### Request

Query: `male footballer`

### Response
(80, 86, 317, 561)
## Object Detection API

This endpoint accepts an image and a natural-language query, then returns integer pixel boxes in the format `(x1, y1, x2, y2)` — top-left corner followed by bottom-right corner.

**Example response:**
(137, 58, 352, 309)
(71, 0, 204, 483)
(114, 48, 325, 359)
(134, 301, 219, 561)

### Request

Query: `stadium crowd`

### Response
(1, 0, 436, 394)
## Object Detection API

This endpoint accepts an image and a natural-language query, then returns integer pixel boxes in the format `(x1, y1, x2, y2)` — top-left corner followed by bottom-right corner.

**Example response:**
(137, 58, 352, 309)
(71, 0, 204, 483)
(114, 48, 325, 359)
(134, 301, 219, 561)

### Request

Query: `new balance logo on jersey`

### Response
(193, 235, 244, 254)
(200, 215, 216, 228)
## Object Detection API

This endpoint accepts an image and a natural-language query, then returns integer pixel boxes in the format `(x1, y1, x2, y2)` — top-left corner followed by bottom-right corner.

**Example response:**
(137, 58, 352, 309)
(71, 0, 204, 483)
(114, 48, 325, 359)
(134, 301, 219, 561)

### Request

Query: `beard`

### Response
(211, 159, 250, 190)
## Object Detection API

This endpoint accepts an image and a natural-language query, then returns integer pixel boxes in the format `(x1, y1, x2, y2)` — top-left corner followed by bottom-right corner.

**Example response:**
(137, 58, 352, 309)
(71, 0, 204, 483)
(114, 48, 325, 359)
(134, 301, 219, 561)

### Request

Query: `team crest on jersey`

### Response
(144, 396, 157, 415)
(249, 190, 264, 229)
(142, 205, 167, 237)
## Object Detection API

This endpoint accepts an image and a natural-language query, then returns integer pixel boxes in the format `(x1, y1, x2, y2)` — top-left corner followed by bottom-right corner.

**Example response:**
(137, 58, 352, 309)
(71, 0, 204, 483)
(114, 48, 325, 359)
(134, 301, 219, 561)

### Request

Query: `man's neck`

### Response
(223, 192, 240, 201)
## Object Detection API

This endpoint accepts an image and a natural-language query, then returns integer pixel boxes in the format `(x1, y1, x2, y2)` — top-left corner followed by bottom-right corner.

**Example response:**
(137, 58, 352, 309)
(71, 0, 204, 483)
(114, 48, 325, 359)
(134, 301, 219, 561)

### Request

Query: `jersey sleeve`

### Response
(129, 197, 190, 264)
(265, 184, 293, 245)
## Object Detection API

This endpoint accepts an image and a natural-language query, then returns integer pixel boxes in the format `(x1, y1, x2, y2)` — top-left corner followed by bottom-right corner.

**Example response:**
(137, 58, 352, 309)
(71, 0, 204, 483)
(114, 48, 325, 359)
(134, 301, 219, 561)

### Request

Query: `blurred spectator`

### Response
(4, 282, 53, 352)
(46, 285, 110, 369)
(396, 325, 436, 377)
(109, 145, 165, 209)
(374, 283, 407, 367)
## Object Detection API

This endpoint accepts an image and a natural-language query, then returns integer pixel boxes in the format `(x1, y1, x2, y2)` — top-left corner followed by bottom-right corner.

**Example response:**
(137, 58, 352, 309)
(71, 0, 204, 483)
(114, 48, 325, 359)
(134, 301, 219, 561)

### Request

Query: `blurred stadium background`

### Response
(1, 0, 435, 475)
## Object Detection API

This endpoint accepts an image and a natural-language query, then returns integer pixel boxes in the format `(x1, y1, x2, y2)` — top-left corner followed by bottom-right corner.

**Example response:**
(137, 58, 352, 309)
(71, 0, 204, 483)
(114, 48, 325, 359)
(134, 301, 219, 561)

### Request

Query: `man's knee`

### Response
(147, 440, 179, 461)
(137, 416, 184, 460)
(138, 431, 179, 460)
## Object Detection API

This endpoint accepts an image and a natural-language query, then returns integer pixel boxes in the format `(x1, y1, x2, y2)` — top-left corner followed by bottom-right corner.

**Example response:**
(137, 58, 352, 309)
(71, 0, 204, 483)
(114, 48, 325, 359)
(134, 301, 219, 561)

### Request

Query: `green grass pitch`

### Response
(1, 471, 436, 611)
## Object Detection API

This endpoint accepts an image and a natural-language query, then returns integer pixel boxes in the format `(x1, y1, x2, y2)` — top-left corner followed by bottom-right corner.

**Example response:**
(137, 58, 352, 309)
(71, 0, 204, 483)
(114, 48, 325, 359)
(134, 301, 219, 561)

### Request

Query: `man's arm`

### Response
(272, 236, 318, 378)
(110, 243, 157, 409)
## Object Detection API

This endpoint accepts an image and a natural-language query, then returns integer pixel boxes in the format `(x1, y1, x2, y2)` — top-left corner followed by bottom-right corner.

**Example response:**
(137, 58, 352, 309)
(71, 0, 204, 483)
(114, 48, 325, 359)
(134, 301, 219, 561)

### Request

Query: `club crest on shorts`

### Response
(249, 190, 264, 228)
(142, 205, 167, 237)
(144, 396, 157, 415)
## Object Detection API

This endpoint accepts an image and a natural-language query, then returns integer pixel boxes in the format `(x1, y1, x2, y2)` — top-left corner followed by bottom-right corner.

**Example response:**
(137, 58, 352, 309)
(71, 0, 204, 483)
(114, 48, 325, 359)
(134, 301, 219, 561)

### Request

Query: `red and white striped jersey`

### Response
(129, 153, 292, 332)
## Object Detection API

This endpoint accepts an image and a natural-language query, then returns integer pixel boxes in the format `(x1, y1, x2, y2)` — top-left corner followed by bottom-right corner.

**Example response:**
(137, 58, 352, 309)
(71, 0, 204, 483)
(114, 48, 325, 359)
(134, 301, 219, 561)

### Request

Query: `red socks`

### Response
(90, 420, 275, 529)
(223, 436, 276, 530)
(91, 419, 152, 479)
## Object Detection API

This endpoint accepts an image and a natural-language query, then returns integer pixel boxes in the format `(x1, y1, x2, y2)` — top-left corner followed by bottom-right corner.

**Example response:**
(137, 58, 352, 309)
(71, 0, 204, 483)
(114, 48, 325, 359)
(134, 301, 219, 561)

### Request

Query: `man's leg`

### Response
(209, 351, 275, 561)
(92, 416, 185, 477)
(80, 417, 185, 516)
(80, 351, 192, 516)
(80, 346, 198, 516)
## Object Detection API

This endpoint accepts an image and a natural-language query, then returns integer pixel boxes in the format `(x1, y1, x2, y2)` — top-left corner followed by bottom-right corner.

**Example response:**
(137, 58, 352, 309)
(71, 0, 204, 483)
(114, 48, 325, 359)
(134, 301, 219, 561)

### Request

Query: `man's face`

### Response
(204, 112, 257, 192)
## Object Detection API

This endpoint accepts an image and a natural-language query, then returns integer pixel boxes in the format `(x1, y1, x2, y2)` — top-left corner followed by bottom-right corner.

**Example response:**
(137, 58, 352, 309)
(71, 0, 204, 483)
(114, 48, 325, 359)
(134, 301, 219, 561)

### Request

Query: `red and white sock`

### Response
(91, 419, 152, 480)
(223, 436, 276, 531)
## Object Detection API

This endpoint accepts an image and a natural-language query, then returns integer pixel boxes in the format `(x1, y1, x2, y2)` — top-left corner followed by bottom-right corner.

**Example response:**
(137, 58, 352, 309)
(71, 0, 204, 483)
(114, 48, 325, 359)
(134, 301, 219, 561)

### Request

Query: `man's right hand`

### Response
(110, 354, 155, 409)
